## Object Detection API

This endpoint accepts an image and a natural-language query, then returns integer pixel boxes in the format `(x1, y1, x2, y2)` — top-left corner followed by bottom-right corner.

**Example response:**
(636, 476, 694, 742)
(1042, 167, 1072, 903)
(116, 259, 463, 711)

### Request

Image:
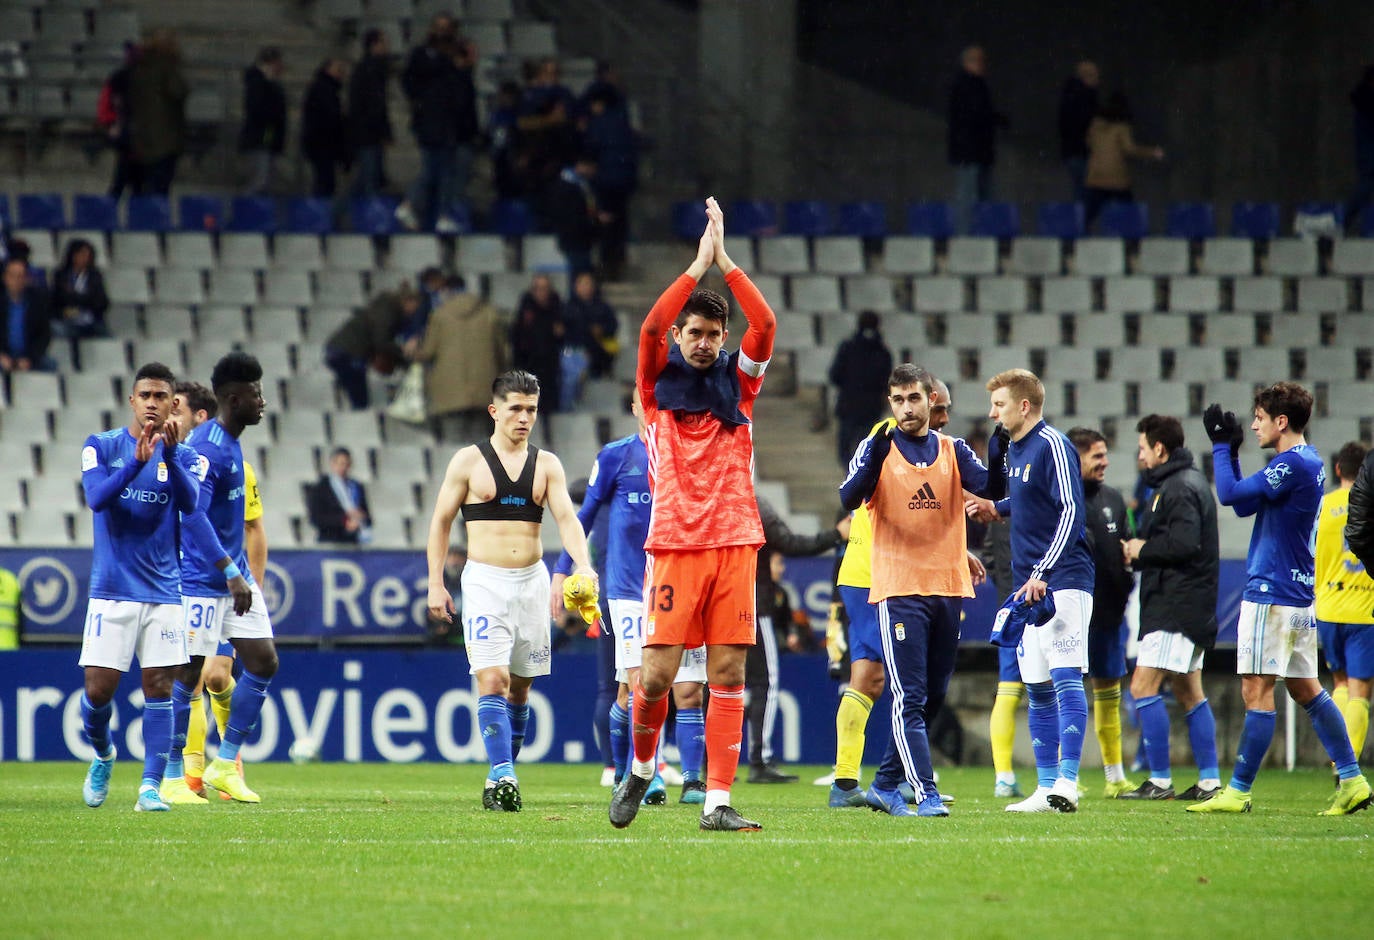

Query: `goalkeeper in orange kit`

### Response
(426, 370, 597, 812)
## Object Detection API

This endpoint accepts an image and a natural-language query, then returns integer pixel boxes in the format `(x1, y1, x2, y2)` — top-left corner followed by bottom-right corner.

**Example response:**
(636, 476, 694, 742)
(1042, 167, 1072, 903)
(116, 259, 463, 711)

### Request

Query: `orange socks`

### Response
(705, 684, 746, 793)
(631, 679, 670, 765)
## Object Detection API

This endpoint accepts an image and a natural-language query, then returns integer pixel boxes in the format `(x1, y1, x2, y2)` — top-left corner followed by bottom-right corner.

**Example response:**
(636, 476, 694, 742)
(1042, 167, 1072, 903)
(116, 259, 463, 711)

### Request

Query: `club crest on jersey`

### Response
(81, 445, 98, 472)
(908, 482, 942, 510)
(194, 454, 210, 481)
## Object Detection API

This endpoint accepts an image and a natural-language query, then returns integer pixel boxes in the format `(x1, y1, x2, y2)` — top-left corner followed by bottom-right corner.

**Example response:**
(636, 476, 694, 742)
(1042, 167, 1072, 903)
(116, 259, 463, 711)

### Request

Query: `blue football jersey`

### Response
(82, 428, 200, 604)
(1213, 442, 1325, 605)
(556, 434, 652, 601)
(179, 418, 251, 595)
(1002, 420, 1095, 592)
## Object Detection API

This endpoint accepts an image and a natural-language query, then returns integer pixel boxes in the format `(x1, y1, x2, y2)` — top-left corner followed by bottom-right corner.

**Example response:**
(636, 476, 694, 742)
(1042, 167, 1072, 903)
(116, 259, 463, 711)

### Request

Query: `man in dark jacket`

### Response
(746, 495, 846, 783)
(127, 29, 187, 195)
(307, 447, 372, 544)
(395, 13, 478, 232)
(324, 284, 420, 410)
(582, 71, 639, 280)
(239, 47, 286, 194)
(1057, 59, 1099, 202)
(1, 258, 54, 373)
(1119, 414, 1222, 802)
(1068, 427, 1137, 798)
(1345, 447, 1374, 571)
(301, 58, 349, 198)
(947, 45, 1005, 233)
(348, 29, 393, 198)
(543, 153, 603, 285)
(828, 310, 894, 468)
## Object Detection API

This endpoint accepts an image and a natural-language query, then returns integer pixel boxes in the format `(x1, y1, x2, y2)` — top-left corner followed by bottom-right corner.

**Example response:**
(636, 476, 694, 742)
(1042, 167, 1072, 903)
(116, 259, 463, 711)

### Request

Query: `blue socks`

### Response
(608, 701, 630, 781)
(1306, 690, 1361, 779)
(81, 693, 113, 758)
(141, 697, 172, 789)
(1135, 694, 1171, 780)
(218, 670, 272, 762)
(1229, 709, 1276, 793)
(1185, 699, 1219, 781)
(507, 702, 530, 761)
(166, 680, 195, 778)
(1051, 668, 1086, 781)
(676, 706, 705, 782)
(478, 694, 514, 780)
(1026, 682, 1060, 788)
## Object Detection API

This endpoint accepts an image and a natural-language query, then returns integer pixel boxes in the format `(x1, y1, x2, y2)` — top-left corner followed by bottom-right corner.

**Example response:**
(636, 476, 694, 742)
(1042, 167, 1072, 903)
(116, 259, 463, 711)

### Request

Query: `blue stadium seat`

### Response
(286, 197, 333, 234)
(837, 201, 887, 238)
(970, 201, 1020, 239)
(672, 200, 708, 241)
(1230, 201, 1280, 239)
(1037, 202, 1085, 239)
(18, 193, 65, 229)
(488, 199, 533, 237)
(178, 194, 224, 231)
(1166, 202, 1216, 239)
(227, 196, 278, 233)
(73, 194, 119, 230)
(439, 203, 474, 234)
(0, 194, 9, 226)
(905, 201, 956, 239)
(783, 200, 834, 237)
(1097, 202, 1149, 239)
(126, 195, 172, 232)
(731, 200, 778, 237)
(1295, 200, 1344, 230)
(1362, 211, 1374, 238)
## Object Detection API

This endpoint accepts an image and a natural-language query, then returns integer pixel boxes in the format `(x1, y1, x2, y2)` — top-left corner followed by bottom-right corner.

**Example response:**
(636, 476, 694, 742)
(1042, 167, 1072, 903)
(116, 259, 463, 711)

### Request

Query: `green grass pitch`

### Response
(1, 763, 1368, 938)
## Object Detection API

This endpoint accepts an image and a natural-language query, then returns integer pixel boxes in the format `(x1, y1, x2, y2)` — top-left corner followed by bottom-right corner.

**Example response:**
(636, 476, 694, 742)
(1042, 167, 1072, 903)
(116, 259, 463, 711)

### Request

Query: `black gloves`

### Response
(987, 422, 1010, 473)
(866, 420, 894, 466)
(1203, 404, 1244, 452)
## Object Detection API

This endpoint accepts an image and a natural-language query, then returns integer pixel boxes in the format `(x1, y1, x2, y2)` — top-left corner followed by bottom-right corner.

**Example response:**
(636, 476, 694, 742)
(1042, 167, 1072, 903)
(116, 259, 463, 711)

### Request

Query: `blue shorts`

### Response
(1088, 620, 1128, 680)
(1317, 620, 1374, 679)
(840, 585, 882, 664)
(215, 640, 235, 658)
(998, 645, 1021, 682)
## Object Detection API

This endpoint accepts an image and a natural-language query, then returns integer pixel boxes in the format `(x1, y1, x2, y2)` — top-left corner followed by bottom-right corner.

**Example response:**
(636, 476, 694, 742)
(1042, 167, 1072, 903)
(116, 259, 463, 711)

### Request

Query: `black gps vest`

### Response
(459, 441, 545, 524)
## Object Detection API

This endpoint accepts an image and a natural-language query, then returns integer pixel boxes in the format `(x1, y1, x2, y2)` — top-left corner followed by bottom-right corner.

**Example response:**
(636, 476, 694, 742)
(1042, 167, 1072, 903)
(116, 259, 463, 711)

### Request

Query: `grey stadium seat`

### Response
(1296, 277, 1349, 312)
(1198, 237, 1255, 276)
(1103, 276, 1156, 313)
(944, 237, 998, 276)
(758, 236, 811, 274)
(1232, 276, 1283, 312)
(1071, 238, 1125, 276)
(1136, 237, 1191, 276)
(812, 236, 866, 275)
(1006, 237, 1062, 276)
(1265, 238, 1318, 276)
(1041, 277, 1093, 313)
(219, 233, 271, 270)
(1167, 276, 1221, 312)
(843, 275, 897, 311)
(975, 276, 1028, 312)
(882, 236, 934, 275)
(788, 275, 842, 312)
(1330, 239, 1374, 276)
(914, 276, 965, 312)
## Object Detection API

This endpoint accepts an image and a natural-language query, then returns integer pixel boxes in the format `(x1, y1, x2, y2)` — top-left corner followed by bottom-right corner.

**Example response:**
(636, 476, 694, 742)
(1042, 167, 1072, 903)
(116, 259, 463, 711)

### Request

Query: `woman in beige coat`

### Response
(414, 280, 508, 444)
(1084, 92, 1165, 229)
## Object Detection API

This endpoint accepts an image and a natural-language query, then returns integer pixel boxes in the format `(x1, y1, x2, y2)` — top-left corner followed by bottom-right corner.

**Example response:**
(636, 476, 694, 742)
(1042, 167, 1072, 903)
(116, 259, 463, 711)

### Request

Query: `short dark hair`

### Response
(857, 310, 880, 331)
(1253, 381, 1312, 434)
(1067, 427, 1106, 453)
(1335, 441, 1367, 482)
(1136, 414, 1184, 454)
(175, 380, 216, 417)
(257, 46, 282, 66)
(331, 446, 352, 461)
(210, 350, 263, 394)
(674, 288, 729, 329)
(888, 363, 933, 395)
(134, 361, 176, 388)
(493, 370, 540, 400)
(361, 27, 384, 51)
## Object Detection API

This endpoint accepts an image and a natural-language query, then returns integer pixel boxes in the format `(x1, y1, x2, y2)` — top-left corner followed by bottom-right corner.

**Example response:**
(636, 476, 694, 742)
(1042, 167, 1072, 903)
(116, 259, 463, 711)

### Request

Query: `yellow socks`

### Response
(185, 695, 207, 778)
(834, 688, 874, 783)
(991, 681, 1024, 777)
(210, 677, 236, 739)
(1333, 685, 1349, 714)
(1344, 697, 1369, 758)
(1093, 682, 1125, 774)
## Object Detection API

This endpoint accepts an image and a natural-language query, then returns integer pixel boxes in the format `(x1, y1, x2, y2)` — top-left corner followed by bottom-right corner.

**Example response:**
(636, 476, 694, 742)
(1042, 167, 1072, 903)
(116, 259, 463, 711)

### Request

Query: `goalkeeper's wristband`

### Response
(222, 561, 242, 580)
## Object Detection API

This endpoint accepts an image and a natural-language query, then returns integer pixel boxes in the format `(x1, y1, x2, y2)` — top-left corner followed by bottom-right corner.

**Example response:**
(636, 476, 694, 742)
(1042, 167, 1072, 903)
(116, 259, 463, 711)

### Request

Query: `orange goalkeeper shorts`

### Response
(642, 545, 758, 649)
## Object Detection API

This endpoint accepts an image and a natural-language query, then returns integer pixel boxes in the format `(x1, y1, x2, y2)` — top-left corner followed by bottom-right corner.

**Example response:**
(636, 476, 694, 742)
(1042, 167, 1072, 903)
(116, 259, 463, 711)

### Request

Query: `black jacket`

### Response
(1082, 478, 1134, 634)
(756, 495, 843, 602)
(1057, 75, 1098, 159)
(1133, 447, 1220, 649)
(827, 327, 893, 421)
(347, 52, 392, 148)
(1346, 450, 1374, 571)
(51, 266, 109, 322)
(307, 475, 370, 544)
(301, 69, 348, 164)
(238, 65, 286, 153)
(1, 286, 52, 361)
(400, 44, 477, 149)
(947, 70, 1001, 166)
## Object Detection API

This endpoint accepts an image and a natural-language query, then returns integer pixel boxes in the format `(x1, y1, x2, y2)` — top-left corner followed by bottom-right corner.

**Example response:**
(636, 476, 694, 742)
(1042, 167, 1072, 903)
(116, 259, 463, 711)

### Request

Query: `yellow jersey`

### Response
(1314, 487, 1374, 625)
(835, 417, 896, 589)
(244, 460, 263, 522)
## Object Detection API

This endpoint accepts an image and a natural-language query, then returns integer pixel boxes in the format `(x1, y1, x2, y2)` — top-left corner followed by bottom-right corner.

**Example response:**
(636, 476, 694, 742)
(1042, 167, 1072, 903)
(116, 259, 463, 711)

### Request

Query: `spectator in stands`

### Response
(127, 28, 187, 196)
(1084, 91, 1165, 229)
(1, 258, 55, 374)
(1058, 59, 1100, 203)
(510, 273, 564, 412)
(101, 42, 142, 199)
(947, 45, 1006, 233)
(489, 81, 524, 200)
(564, 270, 619, 379)
(414, 276, 506, 445)
(582, 64, 640, 281)
(544, 152, 605, 286)
(323, 282, 420, 410)
(395, 13, 479, 233)
(1343, 65, 1374, 235)
(348, 28, 393, 199)
(307, 447, 372, 545)
(827, 310, 894, 468)
(301, 58, 350, 198)
(50, 239, 109, 339)
(239, 47, 287, 195)
(518, 58, 581, 196)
